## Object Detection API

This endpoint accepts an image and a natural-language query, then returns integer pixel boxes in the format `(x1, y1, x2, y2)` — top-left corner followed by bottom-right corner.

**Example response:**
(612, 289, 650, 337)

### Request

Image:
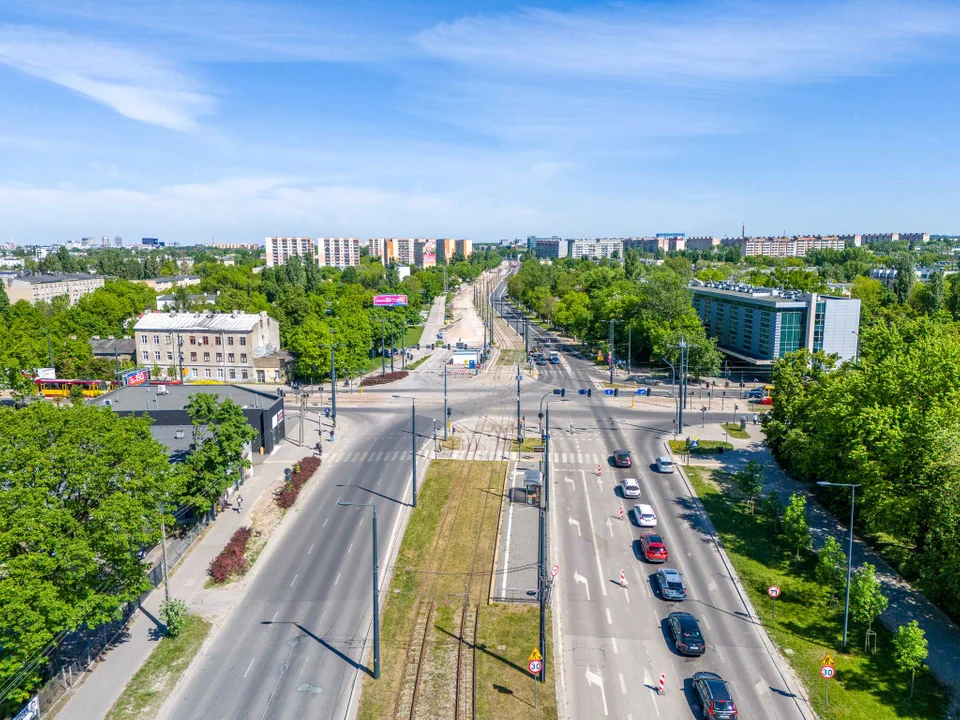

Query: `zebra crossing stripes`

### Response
(324, 449, 408, 464)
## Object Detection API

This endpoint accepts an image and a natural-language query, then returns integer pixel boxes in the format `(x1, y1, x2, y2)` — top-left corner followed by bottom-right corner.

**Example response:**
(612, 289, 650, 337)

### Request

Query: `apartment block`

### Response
(265, 237, 314, 267)
(860, 232, 929, 245)
(134, 310, 288, 383)
(635, 236, 686, 253)
(135, 275, 202, 293)
(732, 235, 845, 258)
(569, 238, 624, 260)
(686, 236, 721, 251)
(437, 238, 456, 263)
(3, 273, 105, 305)
(369, 238, 398, 265)
(455, 239, 473, 258)
(315, 237, 360, 268)
(535, 238, 568, 260)
(691, 282, 860, 365)
(395, 238, 417, 265)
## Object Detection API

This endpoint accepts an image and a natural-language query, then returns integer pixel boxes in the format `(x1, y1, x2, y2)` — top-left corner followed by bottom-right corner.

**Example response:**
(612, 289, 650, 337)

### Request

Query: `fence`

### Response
(23, 518, 208, 716)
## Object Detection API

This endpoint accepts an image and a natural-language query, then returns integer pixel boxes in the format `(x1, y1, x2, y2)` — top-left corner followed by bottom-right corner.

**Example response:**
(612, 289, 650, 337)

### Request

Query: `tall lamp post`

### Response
(443, 362, 449, 441)
(608, 319, 623, 385)
(336, 501, 379, 678)
(393, 395, 418, 508)
(816, 481, 861, 650)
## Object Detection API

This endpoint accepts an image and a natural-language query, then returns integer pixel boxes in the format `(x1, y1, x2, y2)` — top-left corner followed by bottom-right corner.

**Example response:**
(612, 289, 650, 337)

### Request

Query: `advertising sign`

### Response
(656, 232, 685, 239)
(123, 369, 148, 387)
(35, 368, 56, 380)
(13, 697, 39, 720)
(373, 294, 408, 307)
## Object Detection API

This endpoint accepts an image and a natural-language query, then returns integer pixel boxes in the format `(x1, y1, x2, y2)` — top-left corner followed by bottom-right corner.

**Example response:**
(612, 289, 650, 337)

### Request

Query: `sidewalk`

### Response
(55, 438, 311, 720)
(676, 420, 960, 711)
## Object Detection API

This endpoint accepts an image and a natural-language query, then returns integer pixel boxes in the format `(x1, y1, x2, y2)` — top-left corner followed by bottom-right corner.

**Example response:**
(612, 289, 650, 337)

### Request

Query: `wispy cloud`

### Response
(418, 2, 960, 84)
(0, 24, 214, 131)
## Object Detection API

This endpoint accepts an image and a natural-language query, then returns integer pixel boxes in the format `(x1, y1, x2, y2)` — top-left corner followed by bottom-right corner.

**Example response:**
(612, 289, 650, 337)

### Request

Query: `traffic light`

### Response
(614, 388, 619, 397)
(553, 388, 562, 395)
(560, 388, 566, 397)
(587, 388, 592, 397)
(447, 407, 452, 417)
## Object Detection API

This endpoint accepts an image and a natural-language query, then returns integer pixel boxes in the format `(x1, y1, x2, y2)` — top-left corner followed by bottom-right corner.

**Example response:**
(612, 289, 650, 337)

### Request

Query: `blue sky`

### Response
(1, 0, 959, 245)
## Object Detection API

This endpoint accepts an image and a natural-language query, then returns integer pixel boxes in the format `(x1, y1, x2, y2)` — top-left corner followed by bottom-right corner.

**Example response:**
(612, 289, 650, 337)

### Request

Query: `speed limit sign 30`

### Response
(528, 659, 543, 675)
(820, 665, 835, 679)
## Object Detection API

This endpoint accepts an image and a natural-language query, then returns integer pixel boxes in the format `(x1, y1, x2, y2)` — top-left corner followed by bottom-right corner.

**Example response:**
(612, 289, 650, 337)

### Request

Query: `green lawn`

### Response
(406, 354, 432, 371)
(667, 439, 734, 455)
(721, 422, 750, 439)
(105, 615, 212, 720)
(510, 437, 542, 452)
(684, 466, 947, 720)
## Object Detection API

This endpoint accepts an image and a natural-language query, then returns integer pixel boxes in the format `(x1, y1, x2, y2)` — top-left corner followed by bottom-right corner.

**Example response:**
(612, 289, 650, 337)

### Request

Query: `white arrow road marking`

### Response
(585, 666, 609, 717)
(574, 571, 590, 601)
(707, 579, 719, 594)
(580, 470, 608, 596)
(569, 517, 581, 537)
(606, 516, 614, 537)
(597, 475, 603, 490)
(644, 668, 662, 717)
(565, 475, 575, 487)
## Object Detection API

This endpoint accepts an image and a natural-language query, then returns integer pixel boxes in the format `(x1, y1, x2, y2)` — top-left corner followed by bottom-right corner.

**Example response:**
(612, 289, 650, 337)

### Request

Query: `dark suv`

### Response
(613, 449, 632, 468)
(692, 672, 738, 719)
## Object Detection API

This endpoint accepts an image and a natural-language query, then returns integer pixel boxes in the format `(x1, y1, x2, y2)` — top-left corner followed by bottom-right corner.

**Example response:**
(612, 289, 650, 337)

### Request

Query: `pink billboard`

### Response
(373, 294, 408, 307)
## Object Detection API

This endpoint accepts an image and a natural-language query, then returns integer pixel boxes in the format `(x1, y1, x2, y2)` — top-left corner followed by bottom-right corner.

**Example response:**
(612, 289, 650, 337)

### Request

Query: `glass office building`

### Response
(690, 283, 861, 365)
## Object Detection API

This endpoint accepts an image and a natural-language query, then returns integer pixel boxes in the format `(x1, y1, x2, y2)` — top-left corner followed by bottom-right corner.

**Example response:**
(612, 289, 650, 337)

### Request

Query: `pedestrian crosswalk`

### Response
(552, 452, 611, 465)
(319, 449, 614, 465)
(322, 450, 411, 464)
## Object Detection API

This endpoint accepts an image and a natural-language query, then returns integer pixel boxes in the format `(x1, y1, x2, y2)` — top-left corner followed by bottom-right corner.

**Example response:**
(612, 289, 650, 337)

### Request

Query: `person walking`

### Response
(752, 413, 759, 425)
(237, 495, 243, 514)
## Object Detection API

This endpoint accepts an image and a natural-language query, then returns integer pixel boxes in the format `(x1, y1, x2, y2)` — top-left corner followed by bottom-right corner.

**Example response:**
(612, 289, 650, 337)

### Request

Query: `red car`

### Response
(640, 533, 669, 563)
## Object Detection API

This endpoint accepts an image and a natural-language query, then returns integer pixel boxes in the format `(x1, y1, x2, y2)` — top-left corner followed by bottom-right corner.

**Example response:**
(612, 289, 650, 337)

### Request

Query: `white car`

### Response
(621, 478, 641, 499)
(631, 503, 658, 527)
(656, 456, 675, 474)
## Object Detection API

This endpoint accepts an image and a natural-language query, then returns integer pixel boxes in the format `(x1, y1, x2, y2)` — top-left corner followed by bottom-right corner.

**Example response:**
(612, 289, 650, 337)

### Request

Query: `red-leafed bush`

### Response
(360, 371, 409, 387)
(274, 455, 322, 509)
(208, 525, 253, 584)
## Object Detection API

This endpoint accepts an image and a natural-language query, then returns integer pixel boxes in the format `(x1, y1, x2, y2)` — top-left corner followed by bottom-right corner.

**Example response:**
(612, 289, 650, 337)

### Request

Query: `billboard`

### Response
(656, 233, 685, 239)
(373, 294, 408, 307)
(123, 369, 148, 386)
(35, 368, 56, 380)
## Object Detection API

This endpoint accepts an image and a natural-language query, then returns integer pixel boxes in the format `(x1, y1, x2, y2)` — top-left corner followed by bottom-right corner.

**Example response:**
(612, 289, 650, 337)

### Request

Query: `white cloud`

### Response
(418, 2, 960, 84)
(0, 25, 214, 131)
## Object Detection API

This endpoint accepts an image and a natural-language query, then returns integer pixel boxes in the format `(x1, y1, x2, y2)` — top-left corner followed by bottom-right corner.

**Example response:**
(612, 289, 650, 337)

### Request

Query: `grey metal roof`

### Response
(90, 382, 281, 413)
(134, 311, 268, 333)
(90, 337, 135, 355)
(11, 273, 105, 284)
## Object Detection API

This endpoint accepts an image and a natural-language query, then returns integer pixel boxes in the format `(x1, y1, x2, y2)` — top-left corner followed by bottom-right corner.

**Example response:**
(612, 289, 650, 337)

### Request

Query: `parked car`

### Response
(692, 672, 738, 719)
(655, 455, 675, 473)
(667, 612, 705, 655)
(655, 568, 687, 600)
(536, 356, 547, 365)
(620, 477, 641, 499)
(631, 503, 657, 527)
(639, 533, 668, 562)
(613, 449, 633, 468)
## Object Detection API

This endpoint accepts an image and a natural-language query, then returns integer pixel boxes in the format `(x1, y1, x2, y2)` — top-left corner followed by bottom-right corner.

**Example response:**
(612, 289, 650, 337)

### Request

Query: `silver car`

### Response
(656, 455, 675, 473)
(621, 478, 641, 499)
(631, 503, 657, 527)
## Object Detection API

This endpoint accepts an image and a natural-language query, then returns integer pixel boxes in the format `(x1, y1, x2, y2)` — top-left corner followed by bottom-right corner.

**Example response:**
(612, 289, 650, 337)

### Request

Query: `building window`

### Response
(240, 336, 247, 346)
(202, 336, 209, 345)
(190, 336, 196, 345)
(142, 351, 149, 361)
(228, 353, 235, 362)
(154, 351, 161, 361)
(274, 370, 281, 381)
(204, 369, 211, 378)
(241, 369, 249, 380)
(190, 352, 197, 361)
(153, 334, 160, 344)
(217, 368, 224, 378)
(778, 311, 803, 357)
(203, 352, 210, 362)
(167, 352, 173, 361)
(229, 369, 236, 379)
(215, 336, 222, 345)
(759, 312, 772, 355)
(216, 353, 223, 362)
(141, 335, 148, 344)
(240, 353, 247, 363)
(228, 336, 234, 346)
(165, 335, 172, 345)
(813, 301, 826, 352)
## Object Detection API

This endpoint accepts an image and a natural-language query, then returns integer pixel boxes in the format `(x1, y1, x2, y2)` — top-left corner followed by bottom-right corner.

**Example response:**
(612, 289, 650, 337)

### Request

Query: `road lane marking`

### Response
(322, 518, 328, 528)
(611, 637, 618, 654)
(272, 611, 279, 622)
(565, 475, 575, 487)
(290, 574, 298, 587)
(619, 673, 626, 694)
(347, 543, 353, 555)
(644, 668, 662, 717)
(568, 517, 581, 537)
(500, 473, 519, 599)
(335, 572, 341, 585)
(624, 586, 630, 604)
(606, 608, 612, 624)
(579, 470, 608, 596)
(308, 544, 315, 555)
(574, 571, 590, 601)
(585, 666, 608, 716)
(244, 658, 256, 678)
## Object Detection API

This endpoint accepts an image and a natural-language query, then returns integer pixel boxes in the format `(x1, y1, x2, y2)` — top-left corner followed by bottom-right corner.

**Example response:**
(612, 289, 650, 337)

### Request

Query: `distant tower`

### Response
(741, 224, 745, 239)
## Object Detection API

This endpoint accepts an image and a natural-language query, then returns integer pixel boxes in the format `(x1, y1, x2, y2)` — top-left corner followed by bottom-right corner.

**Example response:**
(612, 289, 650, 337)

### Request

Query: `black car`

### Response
(613, 449, 632, 468)
(667, 612, 705, 656)
(692, 672, 738, 719)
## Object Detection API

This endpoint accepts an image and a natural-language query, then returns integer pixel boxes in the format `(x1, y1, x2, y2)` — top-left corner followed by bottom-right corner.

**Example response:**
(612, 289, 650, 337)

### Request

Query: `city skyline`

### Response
(1, 0, 959, 244)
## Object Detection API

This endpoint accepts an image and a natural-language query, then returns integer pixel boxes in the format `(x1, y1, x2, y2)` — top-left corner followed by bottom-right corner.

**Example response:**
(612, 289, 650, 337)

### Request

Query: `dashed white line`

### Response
(611, 637, 618, 654)
(308, 543, 315, 555)
(335, 572, 341, 586)
(244, 657, 256, 678)
(290, 574, 298, 587)
(347, 543, 353, 554)
(322, 518, 329, 528)
(272, 611, 279, 622)
(605, 608, 612, 624)
(619, 672, 626, 694)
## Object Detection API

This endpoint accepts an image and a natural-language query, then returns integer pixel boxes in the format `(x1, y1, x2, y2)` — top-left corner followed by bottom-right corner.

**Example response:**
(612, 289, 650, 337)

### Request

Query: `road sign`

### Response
(528, 659, 543, 675)
(528, 648, 542, 662)
(820, 665, 835, 679)
(604, 389, 614, 395)
(636, 388, 648, 395)
(551, 564, 559, 578)
(768, 585, 781, 598)
(821, 653, 834, 667)
(578, 389, 588, 395)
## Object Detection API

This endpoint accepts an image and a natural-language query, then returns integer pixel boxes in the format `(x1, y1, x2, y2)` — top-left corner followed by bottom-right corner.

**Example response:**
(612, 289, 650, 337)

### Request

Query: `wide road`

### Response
(502, 293, 812, 718)
(162, 407, 430, 720)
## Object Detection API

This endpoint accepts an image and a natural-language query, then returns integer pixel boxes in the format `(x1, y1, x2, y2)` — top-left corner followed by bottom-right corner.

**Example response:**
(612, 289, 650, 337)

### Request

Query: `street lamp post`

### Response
(337, 501, 379, 678)
(817, 482, 861, 650)
(701, 405, 707, 427)
(443, 362, 449, 441)
(516, 365, 523, 445)
(394, 395, 418, 508)
(608, 319, 623, 385)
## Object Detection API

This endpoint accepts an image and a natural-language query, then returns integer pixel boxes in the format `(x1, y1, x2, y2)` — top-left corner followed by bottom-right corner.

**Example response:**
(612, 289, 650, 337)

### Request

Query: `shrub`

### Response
(208, 525, 253, 584)
(160, 598, 189, 638)
(360, 371, 409, 387)
(274, 456, 322, 509)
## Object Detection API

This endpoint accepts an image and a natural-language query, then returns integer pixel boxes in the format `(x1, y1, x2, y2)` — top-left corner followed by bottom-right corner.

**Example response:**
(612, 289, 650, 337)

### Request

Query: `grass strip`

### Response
(668, 439, 734, 455)
(684, 465, 947, 720)
(104, 615, 211, 720)
(498, 349, 527, 366)
(511, 438, 542, 453)
(405, 354, 432, 371)
(721, 422, 750, 439)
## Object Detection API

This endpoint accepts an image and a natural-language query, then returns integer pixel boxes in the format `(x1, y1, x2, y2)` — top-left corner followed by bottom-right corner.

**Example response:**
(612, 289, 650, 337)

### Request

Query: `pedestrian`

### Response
(752, 413, 758, 425)
(236, 495, 243, 513)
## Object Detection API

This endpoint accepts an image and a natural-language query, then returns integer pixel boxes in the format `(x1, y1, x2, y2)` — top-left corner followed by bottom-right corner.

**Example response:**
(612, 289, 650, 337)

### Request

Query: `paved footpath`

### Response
(56, 424, 324, 720)
(679, 420, 960, 715)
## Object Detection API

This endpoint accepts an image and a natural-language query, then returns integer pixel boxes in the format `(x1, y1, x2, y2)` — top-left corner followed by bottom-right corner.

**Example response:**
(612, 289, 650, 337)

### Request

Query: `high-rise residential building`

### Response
(690, 281, 861, 365)
(396, 238, 417, 265)
(264, 237, 314, 267)
(731, 236, 844, 257)
(134, 310, 287, 384)
(569, 238, 624, 260)
(860, 232, 929, 245)
(315, 238, 360, 268)
(839, 234, 862, 247)
(455, 239, 473, 258)
(437, 238, 456, 263)
(3, 273, 106, 305)
(101, 236, 110, 247)
(686, 236, 721, 251)
(114, 236, 123, 247)
(535, 238, 569, 260)
(635, 236, 686, 253)
(369, 238, 398, 265)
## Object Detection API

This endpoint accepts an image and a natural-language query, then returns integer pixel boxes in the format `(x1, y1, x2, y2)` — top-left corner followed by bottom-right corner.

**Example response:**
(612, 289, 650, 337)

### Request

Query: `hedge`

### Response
(275, 456, 322, 510)
(208, 526, 253, 584)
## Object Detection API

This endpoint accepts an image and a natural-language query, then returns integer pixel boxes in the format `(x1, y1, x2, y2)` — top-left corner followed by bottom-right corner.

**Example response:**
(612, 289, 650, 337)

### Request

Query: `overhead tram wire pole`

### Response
(608, 319, 623, 385)
(337, 501, 380, 678)
(817, 481, 861, 649)
(394, 395, 418, 508)
(443, 362, 449, 441)
(516, 365, 523, 445)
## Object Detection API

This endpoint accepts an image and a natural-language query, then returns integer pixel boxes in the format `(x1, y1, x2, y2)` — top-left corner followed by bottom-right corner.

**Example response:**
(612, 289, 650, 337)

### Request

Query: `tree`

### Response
(850, 276, 885, 323)
(850, 562, 888, 636)
(151, 363, 163, 380)
(814, 536, 847, 605)
(160, 598, 189, 638)
(183, 393, 258, 513)
(893, 620, 928, 696)
(893, 255, 915, 303)
(782, 493, 812, 558)
(0, 403, 182, 701)
(734, 460, 764, 500)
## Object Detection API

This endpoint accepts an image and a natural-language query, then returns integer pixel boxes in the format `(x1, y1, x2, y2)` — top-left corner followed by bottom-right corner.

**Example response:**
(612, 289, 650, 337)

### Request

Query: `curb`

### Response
(487, 461, 511, 604)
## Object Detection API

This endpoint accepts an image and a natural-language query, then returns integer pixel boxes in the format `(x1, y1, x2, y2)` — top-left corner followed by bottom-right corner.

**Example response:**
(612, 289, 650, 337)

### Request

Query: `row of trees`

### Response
(506, 255, 723, 376)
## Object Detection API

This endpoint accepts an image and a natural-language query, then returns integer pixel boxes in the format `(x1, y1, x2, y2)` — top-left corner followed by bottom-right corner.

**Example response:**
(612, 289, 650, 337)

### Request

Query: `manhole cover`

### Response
(296, 684, 323, 695)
